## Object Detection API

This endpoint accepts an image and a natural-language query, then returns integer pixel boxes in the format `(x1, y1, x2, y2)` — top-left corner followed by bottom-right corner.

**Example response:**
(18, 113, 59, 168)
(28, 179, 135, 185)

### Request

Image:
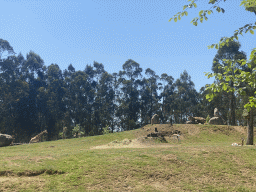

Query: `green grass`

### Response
(0, 124, 256, 191)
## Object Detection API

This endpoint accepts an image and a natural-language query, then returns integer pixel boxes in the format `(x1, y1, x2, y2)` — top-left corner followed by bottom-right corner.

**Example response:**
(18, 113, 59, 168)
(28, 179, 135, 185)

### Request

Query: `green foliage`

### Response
(102, 125, 110, 135)
(206, 115, 210, 123)
(72, 124, 84, 137)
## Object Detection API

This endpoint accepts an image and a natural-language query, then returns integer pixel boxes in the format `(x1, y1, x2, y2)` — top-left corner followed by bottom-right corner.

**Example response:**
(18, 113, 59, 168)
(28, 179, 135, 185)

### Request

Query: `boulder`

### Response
(151, 114, 160, 125)
(209, 117, 225, 125)
(188, 116, 206, 124)
(0, 134, 14, 147)
(186, 120, 193, 124)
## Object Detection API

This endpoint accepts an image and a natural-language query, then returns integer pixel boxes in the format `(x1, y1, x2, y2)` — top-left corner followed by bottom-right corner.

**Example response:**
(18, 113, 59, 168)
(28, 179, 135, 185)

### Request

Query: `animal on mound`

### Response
(29, 130, 48, 144)
(151, 114, 160, 125)
(232, 138, 245, 146)
(209, 108, 226, 125)
(186, 116, 206, 124)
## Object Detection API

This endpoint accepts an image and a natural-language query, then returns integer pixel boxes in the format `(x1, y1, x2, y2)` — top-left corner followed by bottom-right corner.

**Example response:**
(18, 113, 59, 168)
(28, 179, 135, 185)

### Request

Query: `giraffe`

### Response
(151, 114, 160, 125)
(29, 130, 48, 144)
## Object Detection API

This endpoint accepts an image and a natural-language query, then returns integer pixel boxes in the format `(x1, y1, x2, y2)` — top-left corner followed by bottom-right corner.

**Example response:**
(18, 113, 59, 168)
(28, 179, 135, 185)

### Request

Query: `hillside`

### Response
(0, 124, 255, 192)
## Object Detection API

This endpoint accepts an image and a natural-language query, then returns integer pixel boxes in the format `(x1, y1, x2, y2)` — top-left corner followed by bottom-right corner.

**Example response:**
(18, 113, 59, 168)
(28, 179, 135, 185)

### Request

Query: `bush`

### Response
(102, 125, 110, 135)
(206, 115, 210, 123)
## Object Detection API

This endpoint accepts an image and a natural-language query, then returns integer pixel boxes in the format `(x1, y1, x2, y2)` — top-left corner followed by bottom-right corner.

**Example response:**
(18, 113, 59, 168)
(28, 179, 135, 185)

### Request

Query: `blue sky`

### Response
(1, 0, 255, 92)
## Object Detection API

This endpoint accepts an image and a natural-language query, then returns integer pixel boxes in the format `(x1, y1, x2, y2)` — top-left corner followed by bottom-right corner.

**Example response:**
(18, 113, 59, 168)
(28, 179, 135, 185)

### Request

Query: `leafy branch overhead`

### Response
(169, 0, 256, 109)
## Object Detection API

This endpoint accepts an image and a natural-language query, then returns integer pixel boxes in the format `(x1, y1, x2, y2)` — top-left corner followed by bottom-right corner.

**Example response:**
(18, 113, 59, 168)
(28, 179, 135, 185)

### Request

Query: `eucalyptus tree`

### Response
(95, 72, 115, 133)
(144, 68, 162, 119)
(211, 37, 247, 125)
(0, 54, 29, 139)
(43, 64, 66, 140)
(159, 73, 175, 124)
(116, 59, 142, 130)
(138, 77, 152, 126)
(0, 38, 16, 60)
(173, 70, 198, 123)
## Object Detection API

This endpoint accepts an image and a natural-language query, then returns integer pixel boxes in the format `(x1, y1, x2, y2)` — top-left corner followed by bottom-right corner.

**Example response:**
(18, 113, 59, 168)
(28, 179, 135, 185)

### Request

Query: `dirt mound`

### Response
(90, 124, 250, 150)
(91, 124, 183, 150)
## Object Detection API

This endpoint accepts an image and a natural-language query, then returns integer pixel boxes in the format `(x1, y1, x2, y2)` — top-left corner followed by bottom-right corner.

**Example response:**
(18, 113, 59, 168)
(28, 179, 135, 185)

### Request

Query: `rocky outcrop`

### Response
(0, 134, 14, 147)
(209, 108, 226, 125)
(209, 117, 225, 125)
(151, 114, 160, 125)
(187, 116, 206, 124)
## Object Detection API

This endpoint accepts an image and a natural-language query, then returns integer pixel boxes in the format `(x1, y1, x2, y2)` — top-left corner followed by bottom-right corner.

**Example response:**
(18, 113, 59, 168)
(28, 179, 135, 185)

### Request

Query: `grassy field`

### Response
(0, 124, 256, 192)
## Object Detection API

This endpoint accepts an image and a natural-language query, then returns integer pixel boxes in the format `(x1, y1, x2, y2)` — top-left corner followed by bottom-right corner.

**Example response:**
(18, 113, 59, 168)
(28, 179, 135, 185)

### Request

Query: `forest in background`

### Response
(0, 37, 255, 143)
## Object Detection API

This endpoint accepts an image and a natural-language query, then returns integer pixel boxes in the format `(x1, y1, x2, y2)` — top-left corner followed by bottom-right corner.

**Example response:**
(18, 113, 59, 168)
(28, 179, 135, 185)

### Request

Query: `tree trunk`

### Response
(246, 107, 254, 145)
(230, 91, 236, 125)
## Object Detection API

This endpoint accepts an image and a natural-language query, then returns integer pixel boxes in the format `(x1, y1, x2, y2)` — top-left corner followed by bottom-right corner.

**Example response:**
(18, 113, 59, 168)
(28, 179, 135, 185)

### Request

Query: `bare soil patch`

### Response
(91, 124, 198, 150)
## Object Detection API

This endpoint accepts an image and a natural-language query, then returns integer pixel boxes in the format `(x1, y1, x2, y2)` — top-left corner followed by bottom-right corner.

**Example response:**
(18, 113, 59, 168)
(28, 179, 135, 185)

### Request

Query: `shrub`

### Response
(206, 115, 210, 123)
(102, 125, 110, 135)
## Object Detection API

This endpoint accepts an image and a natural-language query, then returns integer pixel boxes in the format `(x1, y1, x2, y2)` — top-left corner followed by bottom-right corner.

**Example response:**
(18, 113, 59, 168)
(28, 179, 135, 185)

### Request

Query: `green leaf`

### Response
(215, 44, 218, 49)
(250, 30, 254, 35)
(183, 5, 188, 10)
(204, 16, 208, 21)
(168, 18, 173, 22)
(200, 17, 203, 23)
(178, 15, 181, 20)
(223, 83, 227, 91)
(181, 12, 184, 16)
(241, 61, 247, 66)
(221, 8, 225, 13)
(226, 38, 230, 43)
(207, 10, 212, 15)
(193, 3, 197, 8)
(174, 17, 177, 22)
(184, 11, 188, 16)
(226, 76, 230, 81)
(199, 10, 204, 15)
(248, 63, 251, 68)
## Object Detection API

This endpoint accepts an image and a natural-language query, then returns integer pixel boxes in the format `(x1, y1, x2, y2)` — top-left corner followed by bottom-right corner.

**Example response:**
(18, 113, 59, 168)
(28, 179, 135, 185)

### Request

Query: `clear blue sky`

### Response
(1, 0, 255, 92)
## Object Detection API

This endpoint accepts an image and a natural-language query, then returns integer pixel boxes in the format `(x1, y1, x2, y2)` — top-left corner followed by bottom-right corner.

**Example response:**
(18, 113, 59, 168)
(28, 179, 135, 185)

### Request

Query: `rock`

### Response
(151, 114, 160, 125)
(0, 134, 14, 147)
(209, 117, 224, 125)
(188, 116, 206, 124)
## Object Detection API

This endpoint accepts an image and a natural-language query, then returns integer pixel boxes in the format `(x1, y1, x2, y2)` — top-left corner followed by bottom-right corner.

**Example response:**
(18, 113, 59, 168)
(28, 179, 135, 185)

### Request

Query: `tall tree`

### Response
(173, 70, 198, 123)
(159, 73, 175, 124)
(116, 59, 142, 130)
(169, 0, 256, 144)
(212, 37, 247, 125)
(0, 39, 16, 60)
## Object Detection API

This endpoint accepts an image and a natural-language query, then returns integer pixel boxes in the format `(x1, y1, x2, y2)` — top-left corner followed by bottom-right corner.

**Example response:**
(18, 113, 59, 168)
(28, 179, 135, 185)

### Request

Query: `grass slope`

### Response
(0, 124, 256, 192)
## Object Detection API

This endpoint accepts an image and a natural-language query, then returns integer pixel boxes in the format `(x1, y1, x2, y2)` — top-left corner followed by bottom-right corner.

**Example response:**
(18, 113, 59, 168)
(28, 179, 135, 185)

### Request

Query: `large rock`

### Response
(209, 117, 225, 125)
(186, 120, 193, 124)
(151, 114, 160, 125)
(188, 116, 206, 124)
(0, 134, 14, 147)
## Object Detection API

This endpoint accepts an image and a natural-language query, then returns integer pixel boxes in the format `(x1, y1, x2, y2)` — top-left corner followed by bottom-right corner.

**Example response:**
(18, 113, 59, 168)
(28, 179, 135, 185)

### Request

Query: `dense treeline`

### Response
(0, 38, 254, 142)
